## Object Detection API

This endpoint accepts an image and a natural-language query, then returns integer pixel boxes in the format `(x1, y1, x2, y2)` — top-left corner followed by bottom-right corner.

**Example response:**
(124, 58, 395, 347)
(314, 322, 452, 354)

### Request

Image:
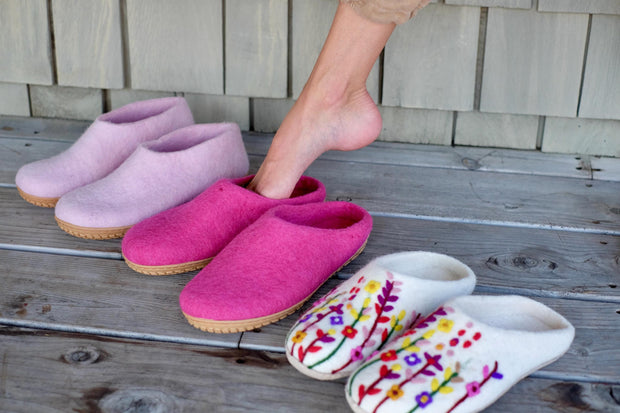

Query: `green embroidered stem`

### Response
(408, 372, 458, 413)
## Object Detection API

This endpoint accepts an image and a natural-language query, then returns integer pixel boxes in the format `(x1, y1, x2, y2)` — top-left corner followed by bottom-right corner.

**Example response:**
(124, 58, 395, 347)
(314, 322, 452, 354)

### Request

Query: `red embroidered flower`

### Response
(380, 349, 398, 362)
(342, 325, 358, 339)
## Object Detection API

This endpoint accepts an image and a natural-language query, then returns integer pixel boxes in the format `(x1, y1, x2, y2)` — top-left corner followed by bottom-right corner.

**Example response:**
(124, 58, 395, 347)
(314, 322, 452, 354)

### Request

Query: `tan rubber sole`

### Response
(17, 187, 59, 208)
(55, 216, 132, 240)
(183, 239, 368, 334)
(124, 256, 214, 276)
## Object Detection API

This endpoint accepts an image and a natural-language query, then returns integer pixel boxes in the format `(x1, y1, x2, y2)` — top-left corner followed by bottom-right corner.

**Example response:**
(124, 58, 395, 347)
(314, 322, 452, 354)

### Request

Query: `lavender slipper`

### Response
(54, 123, 249, 239)
(346, 295, 574, 413)
(16, 97, 194, 207)
(286, 252, 476, 380)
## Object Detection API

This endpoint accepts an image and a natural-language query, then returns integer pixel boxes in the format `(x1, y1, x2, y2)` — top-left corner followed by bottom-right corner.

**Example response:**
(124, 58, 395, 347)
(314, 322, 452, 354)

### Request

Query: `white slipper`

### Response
(285, 251, 476, 380)
(345, 295, 575, 413)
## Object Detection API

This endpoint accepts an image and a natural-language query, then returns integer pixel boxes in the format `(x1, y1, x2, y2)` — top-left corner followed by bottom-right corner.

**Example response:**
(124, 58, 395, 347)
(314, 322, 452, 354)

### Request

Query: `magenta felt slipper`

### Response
(285, 252, 476, 380)
(179, 201, 373, 333)
(122, 175, 327, 275)
(54, 123, 249, 239)
(345, 295, 574, 413)
(15, 97, 194, 207)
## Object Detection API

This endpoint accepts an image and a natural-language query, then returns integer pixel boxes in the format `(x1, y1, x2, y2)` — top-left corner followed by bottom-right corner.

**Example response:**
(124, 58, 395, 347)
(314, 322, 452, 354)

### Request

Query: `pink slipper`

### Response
(345, 295, 574, 413)
(179, 201, 373, 333)
(285, 252, 476, 380)
(122, 175, 326, 275)
(54, 123, 249, 239)
(15, 97, 194, 207)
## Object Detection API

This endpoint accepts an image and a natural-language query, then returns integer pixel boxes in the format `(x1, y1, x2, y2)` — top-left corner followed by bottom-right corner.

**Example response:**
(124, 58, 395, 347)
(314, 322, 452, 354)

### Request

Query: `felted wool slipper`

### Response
(345, 295, 575, 413)
(122, 175, 326, 275)
(16, 97, 194, 207)
(285, 251, 476, 381)
(179, 201, 373, 333)
(54, 123, 249, 240)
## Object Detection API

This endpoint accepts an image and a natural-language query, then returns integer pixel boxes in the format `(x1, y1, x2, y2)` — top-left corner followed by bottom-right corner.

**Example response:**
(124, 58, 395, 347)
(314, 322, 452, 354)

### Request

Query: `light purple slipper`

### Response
(54, 123, 249, 240)
(15, 97, 194, 207)
(122, 175, 326, 275)
(179, 201, 373, 333)
(285, 252, 476, 381)
(345, 295, 574, 413)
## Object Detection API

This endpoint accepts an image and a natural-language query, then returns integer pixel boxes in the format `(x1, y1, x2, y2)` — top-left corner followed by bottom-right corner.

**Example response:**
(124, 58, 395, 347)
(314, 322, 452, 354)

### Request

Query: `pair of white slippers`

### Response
(285, 251, 574, 413)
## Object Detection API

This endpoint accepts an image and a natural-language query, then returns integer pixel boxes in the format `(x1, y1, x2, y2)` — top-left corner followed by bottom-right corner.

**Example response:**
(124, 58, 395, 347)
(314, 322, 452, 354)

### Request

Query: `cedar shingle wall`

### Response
(0, 0, 618, 156)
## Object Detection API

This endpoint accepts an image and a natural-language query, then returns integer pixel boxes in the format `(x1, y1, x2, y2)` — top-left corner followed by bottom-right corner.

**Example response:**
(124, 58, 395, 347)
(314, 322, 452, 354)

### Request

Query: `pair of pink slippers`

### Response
(122, 174, 373, 333)
(16, 97, 249, 239)
(286, 251, 575, 413)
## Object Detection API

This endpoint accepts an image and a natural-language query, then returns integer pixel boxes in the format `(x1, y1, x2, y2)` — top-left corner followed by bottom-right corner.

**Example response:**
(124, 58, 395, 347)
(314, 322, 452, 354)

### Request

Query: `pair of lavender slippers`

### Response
(16, 97, 249, 239)
(285, 251, 575, 413)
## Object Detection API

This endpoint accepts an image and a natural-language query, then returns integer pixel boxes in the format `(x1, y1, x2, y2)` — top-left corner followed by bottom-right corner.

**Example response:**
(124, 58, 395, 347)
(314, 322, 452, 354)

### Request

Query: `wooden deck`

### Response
(0, 115, 619, 412)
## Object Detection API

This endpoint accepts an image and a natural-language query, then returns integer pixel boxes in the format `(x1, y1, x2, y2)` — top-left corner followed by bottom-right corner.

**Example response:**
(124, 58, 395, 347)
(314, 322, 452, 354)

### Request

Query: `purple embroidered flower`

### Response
(298, 313, 312, 323)
(415, 391, 433, 408)
(330, 316, 344, 325)
(466, 381, 481, 397)
(329, 303, 344, 315)
(350, 346, 364, 361)
(405, 353, 422, 366)
(424, 352, 443, 371)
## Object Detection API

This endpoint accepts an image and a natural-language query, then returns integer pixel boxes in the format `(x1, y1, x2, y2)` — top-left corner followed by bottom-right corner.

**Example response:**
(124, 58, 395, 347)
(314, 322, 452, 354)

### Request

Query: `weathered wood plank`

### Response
(542, 117, 620, 158)
(251, 98, 295, 132)
(52, 0, 124, 89)
(592, 156, 620, 182)
(538, 0, 620, 15)
(29, 86, 103, 121)
(446, 0, 531, 7)
(108, 89, 175, 111)
(0, 83, 30, 117)
(291, 0, 380, 102)
(0, 0, 53, 85)
(225, 0, 287, 98)
(0, 116, 89, 142)
(454, 112, 539, 149)
(383, 4, 480, 111)
(184, 93, 250, 131)
(0, 249, 240, 347)
(4, 328, 617, 412)
(378, 106, 453, 145)
(240, 282, 620, 383)
(126, 0, 223, 93)
(481, 8, 588, 117)
(578, 14, 620, 120)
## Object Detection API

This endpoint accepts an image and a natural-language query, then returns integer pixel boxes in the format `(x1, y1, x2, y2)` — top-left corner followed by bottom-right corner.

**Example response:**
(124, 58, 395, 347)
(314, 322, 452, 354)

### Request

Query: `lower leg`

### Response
(248, 3, 395, 199)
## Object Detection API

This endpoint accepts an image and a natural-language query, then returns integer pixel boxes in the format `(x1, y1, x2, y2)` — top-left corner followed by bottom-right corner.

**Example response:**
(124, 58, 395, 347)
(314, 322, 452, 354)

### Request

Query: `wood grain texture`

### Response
(126, 0, 223, 93)
(538, 0, 620, 15)
(578, 14, 620, 120)
(481, 8, 588, 117)
(383, 4, 480, 111)
(0, 83, 30, 117)
(52, 0, 124, 89)
(0, 0, 53, 85)
(542, 116, 620, 157)
(455, 111, 539, 149)
(251, 98, 295, 132)
(29, 85, 103, 121)
(378, 106, 453, 145)
(5, 328, 617, 412)
(108, 89, 175, 111)
(446, 0, 531, 7)
(0, 249, 241, 347)
(184, 93, 250, 130)
(225, 0, 288, 98)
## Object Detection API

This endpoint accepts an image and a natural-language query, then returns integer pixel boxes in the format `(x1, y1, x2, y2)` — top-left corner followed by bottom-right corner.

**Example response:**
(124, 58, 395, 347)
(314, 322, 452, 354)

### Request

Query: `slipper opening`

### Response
(100, 97, 182, 125)
(377, 252, 474, 283)
(274, 202, 366, 230)
(146, 123, 238, 153)
(290, 176, 323, 198)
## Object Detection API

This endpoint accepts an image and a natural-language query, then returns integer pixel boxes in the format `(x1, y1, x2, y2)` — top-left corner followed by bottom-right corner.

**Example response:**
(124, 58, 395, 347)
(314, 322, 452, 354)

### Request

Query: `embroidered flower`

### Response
(387, 385, 404, 401)
(364, 280, 381, 294)
(424, 352, 443, 371)
(330, 316, 344, 325)
(342, 326, 358, 339)
(298, 313, 312, 323)
(291, 331, 307, 343)
(350, 346, 365, 361)
(329, 303, 344, 315)
(438, 319, 454, 333)
(466, 381, 481, 397)
(405, 353, 422, 366)
(380, 349, 398, 362)
(415, 391, 433, 408)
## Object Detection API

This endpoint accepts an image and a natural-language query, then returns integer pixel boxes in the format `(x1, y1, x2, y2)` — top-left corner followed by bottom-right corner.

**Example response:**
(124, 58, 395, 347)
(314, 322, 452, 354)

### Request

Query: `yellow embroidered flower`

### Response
(327, 329, 336, 336)
(291, 331, 307, 343)
(438, 319, 454, 333)
(387, 385, 404, 401)
(364, 280, 381, 294)
(392, 363, 402, 372)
